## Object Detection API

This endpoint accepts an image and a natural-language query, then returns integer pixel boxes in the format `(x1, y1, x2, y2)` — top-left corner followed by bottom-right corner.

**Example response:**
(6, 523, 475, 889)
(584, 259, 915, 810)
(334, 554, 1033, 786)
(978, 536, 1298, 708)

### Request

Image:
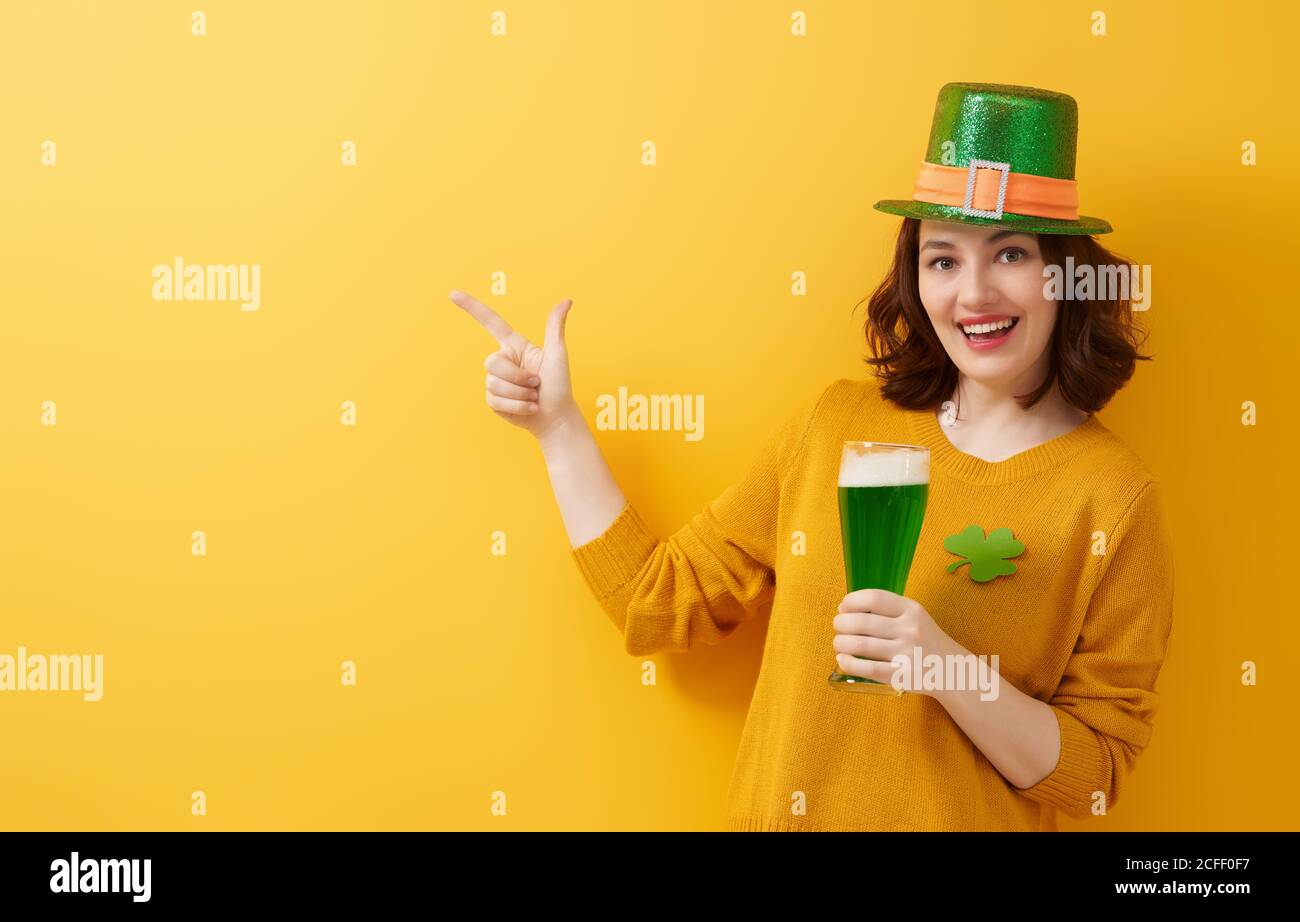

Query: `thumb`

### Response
(543, 298, 573, 351)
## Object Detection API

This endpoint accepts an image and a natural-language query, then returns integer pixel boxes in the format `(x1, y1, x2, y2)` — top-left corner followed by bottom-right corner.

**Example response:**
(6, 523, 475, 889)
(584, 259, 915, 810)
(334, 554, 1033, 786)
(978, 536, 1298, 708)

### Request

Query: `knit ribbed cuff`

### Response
(570, 502, 661, 600)
(1014, 705, 1105, 817)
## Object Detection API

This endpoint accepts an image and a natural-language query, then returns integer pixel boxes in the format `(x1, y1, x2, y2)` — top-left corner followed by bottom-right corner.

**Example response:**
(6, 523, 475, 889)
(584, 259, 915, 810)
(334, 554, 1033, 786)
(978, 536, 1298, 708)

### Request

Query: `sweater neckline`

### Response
(903, 402, 1104, 486)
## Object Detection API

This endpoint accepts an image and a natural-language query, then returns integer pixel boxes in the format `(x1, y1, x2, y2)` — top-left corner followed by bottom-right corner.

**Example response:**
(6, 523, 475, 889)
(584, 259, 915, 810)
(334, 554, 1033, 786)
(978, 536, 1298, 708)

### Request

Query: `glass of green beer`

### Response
(829, 441, 929, 693)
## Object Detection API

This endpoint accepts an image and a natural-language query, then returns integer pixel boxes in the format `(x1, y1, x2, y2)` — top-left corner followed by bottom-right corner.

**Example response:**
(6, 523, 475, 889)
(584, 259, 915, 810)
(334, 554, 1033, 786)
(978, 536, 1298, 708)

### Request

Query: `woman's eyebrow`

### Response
(920, 230, 1034, 252)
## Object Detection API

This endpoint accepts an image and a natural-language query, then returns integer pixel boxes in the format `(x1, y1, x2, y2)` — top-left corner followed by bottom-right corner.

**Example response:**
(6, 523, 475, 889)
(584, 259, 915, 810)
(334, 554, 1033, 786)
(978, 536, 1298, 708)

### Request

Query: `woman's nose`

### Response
(956, 263, 997, 312)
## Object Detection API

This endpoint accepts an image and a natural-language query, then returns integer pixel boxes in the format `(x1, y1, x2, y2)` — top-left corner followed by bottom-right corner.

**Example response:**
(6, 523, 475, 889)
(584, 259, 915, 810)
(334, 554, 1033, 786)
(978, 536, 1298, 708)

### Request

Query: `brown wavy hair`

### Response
(857, 217, 1152, 415)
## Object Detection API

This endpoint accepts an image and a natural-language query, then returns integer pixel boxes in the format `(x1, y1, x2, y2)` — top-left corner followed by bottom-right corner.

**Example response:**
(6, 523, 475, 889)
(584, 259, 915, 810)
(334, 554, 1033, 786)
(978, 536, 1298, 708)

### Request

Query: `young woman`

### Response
(451, 83, 1174, 831)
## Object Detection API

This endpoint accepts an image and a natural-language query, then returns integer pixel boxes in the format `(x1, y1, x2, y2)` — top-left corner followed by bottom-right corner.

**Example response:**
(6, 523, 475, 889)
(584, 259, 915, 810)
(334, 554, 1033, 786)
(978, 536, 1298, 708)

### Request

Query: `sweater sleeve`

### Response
(1013, 480, 1176, 819)
(569, 381, 833, 656)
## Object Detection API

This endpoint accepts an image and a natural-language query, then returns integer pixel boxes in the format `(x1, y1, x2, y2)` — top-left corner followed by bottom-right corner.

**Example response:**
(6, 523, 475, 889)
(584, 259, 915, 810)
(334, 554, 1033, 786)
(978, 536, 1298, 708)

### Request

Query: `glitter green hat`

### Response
(874, 82, 1112, 235)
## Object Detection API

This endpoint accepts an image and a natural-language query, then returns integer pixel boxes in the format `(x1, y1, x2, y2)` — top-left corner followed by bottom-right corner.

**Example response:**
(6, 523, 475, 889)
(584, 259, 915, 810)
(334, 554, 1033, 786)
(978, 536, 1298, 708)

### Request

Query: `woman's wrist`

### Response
(537, 404, 590, 461)
(922, 635, 976, 705)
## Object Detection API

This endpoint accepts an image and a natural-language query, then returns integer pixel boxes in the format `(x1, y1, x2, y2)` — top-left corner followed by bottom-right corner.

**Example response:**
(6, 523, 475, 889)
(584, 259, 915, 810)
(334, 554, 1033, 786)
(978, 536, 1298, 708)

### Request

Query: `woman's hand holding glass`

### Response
(833, 588, 961, 695)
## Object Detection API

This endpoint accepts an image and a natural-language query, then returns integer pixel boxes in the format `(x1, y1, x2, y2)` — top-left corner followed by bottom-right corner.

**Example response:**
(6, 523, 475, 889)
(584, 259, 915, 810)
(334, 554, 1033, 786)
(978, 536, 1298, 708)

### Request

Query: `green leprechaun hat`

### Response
(874, 82, 1112, 235)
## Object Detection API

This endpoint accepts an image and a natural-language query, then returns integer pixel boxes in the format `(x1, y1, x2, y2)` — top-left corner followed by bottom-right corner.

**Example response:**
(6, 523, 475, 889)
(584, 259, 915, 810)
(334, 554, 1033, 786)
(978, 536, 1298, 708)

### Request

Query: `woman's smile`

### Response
(957, 314, 1021, 350)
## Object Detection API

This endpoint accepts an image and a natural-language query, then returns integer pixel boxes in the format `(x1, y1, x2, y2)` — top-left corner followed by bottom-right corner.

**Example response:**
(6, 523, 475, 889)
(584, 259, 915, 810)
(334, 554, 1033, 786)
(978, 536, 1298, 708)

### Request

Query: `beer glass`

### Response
(829, 441, 930, 693)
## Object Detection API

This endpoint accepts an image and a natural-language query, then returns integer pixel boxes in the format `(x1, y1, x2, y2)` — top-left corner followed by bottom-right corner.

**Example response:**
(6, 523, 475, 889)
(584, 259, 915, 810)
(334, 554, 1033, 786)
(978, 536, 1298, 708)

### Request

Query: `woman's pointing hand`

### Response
(450, 289, 579, 439)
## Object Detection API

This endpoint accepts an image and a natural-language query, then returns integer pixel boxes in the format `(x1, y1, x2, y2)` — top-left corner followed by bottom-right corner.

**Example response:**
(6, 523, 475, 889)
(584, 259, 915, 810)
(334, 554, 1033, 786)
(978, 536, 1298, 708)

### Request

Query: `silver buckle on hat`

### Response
(960, 159, 1011, 219)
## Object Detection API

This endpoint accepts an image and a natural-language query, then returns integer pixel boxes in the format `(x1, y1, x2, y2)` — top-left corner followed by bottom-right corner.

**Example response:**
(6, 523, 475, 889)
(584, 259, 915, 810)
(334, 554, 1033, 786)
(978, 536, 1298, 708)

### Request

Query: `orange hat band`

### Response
(912, 160, 1079, 221)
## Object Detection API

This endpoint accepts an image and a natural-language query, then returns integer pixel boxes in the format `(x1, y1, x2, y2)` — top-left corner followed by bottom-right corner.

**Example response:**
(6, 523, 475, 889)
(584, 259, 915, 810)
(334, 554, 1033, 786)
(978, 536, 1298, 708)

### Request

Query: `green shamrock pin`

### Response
(943, 525, 1025, 582)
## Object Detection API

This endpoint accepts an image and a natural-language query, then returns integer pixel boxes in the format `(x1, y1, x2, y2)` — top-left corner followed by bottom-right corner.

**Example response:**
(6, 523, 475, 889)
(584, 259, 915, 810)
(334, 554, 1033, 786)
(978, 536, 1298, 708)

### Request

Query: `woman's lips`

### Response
(959, 316, 1019, 351)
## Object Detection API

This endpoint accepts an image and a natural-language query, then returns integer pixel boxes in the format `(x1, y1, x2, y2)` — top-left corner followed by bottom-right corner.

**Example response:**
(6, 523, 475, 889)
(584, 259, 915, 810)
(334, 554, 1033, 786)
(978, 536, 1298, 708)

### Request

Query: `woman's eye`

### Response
(929, 248, 1030, 271)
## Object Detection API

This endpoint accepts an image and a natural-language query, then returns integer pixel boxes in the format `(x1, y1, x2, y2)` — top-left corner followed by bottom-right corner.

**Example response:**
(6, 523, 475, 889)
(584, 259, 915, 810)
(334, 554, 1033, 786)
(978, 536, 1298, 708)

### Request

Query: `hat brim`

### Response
(873, 200, 1112, 235)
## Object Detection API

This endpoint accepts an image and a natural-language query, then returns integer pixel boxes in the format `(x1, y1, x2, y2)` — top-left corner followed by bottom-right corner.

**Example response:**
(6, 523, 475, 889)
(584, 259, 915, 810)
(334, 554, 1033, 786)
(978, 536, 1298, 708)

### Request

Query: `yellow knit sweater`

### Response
(570, 376, 1175, 831)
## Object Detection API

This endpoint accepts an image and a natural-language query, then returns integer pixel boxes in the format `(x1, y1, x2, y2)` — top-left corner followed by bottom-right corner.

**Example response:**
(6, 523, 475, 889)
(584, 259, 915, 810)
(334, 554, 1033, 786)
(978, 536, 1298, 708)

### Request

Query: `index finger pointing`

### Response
(450, 289, 518, 349)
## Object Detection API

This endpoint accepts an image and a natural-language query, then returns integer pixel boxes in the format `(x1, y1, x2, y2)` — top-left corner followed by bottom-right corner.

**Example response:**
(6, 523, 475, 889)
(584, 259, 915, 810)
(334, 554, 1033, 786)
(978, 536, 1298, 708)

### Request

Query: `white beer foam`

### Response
(839, 447, 929, 486)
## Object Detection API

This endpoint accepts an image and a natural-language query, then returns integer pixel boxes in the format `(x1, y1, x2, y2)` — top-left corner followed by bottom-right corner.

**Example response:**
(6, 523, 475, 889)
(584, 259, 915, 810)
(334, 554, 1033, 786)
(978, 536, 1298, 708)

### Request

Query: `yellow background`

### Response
(1, 0, 1295, 830)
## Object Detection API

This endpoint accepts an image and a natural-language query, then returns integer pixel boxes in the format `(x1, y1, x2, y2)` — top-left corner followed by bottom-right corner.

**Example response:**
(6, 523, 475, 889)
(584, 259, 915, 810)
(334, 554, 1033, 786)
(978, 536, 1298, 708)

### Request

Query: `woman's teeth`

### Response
(961, 317, 1017, 340)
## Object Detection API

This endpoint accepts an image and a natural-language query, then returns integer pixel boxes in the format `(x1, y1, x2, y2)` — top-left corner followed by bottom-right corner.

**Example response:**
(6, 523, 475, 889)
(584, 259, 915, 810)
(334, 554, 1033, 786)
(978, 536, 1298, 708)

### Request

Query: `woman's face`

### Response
(916, 220, 1057, 391)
